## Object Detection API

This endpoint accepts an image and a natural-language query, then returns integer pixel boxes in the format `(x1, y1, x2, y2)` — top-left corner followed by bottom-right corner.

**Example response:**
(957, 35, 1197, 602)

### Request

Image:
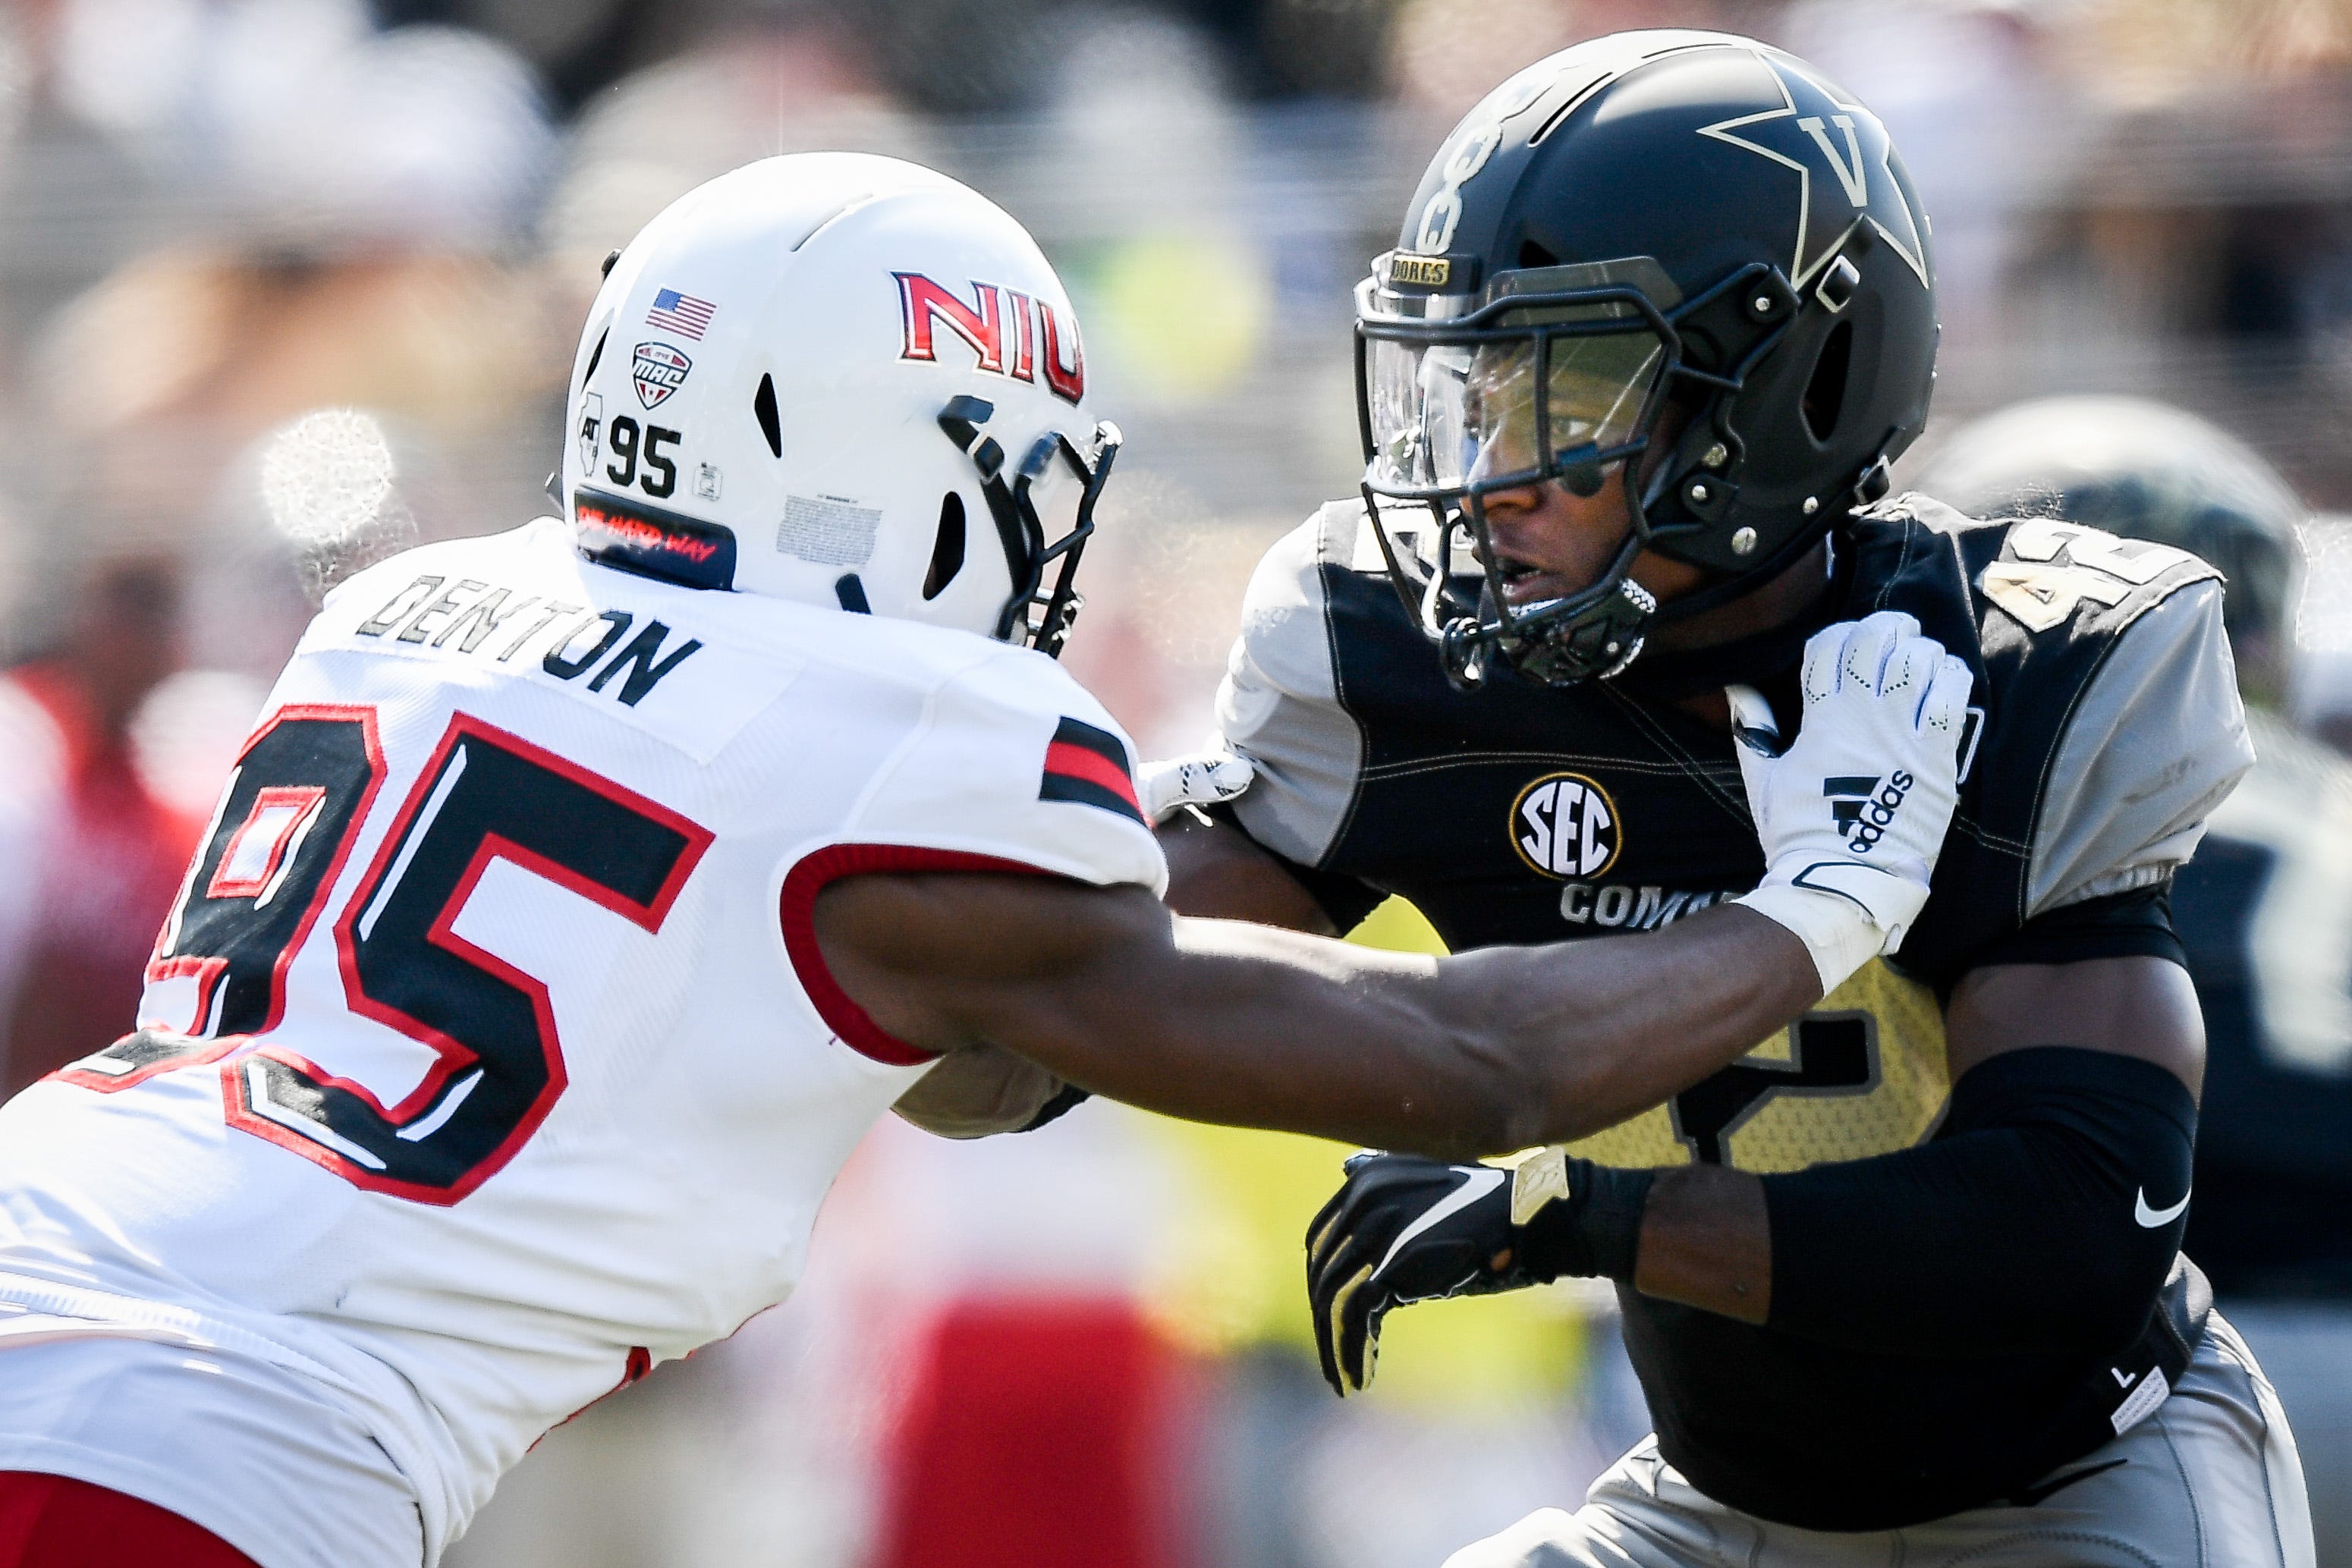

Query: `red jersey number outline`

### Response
(58, 705, 389, 1093)
(226, 711, 712, 1205)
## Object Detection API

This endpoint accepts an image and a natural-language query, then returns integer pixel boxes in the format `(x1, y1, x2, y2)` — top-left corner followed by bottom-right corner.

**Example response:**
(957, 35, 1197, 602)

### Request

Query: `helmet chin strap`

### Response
(1435, 479, 1660, 690)
(1646, 515, 1838, 628)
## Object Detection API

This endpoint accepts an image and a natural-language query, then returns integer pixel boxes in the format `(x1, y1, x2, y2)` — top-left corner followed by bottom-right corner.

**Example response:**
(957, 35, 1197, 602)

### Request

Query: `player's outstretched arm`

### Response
(884, 778, 1336, 1140)
(822, 613, 1970, 1159)
(824, 872, 1819, 1158)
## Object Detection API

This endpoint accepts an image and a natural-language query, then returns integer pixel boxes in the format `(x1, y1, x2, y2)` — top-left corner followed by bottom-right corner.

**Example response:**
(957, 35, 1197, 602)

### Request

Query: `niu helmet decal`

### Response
(896, 272, 1084, 404)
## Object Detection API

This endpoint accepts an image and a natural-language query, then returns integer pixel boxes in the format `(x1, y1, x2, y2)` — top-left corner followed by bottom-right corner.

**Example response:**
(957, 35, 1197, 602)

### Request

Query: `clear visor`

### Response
(1365, 328, 1665, 494)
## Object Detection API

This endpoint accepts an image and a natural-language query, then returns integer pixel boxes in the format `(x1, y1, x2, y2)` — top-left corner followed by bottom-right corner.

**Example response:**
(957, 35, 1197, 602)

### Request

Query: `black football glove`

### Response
(1303, 1150, 1655, 1397)
(1304, 1154, 1523, 1396)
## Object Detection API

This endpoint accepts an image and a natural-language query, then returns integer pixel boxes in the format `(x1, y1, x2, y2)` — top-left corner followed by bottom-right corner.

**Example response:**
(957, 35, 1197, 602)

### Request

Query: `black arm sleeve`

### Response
(1762, 1047, 2196, 1359)
(1963, 882, 2184, 973)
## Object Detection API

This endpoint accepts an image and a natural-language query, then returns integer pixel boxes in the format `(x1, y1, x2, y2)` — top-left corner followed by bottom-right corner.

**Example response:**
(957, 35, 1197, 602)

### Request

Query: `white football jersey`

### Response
(0, 520, 1164, 1567)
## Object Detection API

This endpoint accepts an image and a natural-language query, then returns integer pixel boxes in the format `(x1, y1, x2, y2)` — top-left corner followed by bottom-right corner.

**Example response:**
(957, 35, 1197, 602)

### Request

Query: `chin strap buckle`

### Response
(1439, 617, 1489, 690)
(1852, 454, 1893, 508)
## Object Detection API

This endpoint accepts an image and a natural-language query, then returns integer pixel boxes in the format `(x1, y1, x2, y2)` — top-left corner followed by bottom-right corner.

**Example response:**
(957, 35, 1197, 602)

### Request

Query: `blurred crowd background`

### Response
(2, 0, 2351, 1563)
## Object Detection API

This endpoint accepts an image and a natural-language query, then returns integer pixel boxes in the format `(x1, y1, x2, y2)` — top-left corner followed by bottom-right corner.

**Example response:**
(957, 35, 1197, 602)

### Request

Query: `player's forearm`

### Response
(1637, 1053, 2182, 1353)
(1030, 916, 1513, 1154)
(820, 872, 1817, 1158)
(1629, 1048, 2201, 1344)
(1762, 1048, 2196, 1356)
(1040, 906, 1820, 1160)
(1633, 1164, 1772, 1321)
(1433, 903, 1824, 1149)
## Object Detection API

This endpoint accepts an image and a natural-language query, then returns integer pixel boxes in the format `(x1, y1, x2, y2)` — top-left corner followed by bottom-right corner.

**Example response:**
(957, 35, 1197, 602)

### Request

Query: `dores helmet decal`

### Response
(1511, 771, 1621, 880)
(632, 342, 693, 410)
(895, 272, 1085, 404)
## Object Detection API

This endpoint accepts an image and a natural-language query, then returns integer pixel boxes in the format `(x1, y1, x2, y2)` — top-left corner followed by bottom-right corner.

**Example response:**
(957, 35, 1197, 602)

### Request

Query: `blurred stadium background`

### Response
(2, 0, 2350, 1563)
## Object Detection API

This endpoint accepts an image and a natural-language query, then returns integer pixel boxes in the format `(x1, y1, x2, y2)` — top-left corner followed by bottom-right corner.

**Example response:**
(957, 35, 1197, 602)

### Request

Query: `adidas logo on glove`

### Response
(1729, 611, 1972, 990)
(1824, 773, 1913, 853)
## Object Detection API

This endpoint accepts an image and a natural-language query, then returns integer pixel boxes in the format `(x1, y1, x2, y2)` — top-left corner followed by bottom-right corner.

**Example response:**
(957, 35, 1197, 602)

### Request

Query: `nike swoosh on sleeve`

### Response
(1375, 1166, 1505, 1279)
(2134, 1187, 2190, 1227)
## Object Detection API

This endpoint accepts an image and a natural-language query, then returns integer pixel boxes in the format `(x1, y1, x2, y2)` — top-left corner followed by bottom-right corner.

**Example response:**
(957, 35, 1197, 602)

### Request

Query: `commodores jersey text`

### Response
(0, 520, 1162, 1568)
(1212, 492, 2251, 1527)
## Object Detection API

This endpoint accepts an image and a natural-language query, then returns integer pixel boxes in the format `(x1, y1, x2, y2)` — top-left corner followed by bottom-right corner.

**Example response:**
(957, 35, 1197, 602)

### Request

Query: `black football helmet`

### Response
(1913, 394, 2304, 702)
(1356, 30, 1938, 686)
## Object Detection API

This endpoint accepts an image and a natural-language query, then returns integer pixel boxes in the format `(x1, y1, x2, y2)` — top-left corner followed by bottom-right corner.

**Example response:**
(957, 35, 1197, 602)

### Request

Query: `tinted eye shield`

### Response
(1350, 259, 1799, 683)
(1354, 277, 1679, 504)
(1351, 278, 1676, 678)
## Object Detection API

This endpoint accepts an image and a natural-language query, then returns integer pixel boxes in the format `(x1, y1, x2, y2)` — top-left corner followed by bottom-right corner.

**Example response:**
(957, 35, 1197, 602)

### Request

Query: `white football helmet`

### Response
(559, 152, 1117, 653)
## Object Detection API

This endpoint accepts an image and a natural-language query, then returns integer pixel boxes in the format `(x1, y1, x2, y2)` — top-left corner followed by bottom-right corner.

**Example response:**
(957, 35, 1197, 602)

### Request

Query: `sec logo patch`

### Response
(1511, 772, 1621, 879)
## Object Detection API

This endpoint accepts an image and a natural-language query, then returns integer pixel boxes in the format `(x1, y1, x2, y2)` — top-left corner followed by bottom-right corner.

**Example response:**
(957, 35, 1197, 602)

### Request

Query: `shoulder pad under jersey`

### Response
(841, 646, 1168, 897)
(1212, 502, 1376, 866)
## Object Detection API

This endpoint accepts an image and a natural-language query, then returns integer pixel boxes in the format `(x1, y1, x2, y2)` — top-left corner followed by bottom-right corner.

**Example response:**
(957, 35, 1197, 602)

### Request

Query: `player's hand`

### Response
(1728, 611, 1971, 988)
(1137, 746, 1254, 824)
(1304, 1153, 1525, 1396)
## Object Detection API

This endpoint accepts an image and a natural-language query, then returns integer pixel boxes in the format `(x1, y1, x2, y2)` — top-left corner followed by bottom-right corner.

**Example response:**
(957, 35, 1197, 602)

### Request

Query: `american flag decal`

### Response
(646, 288, 717, 341)
(1039, 718, 1144, 824)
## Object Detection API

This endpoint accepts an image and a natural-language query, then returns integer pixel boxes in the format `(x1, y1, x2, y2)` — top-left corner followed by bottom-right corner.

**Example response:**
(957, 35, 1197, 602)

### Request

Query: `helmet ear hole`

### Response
(1802, 320, 1854, 443)
(923, 492, 967, 601)
(753, 373, 783, 459)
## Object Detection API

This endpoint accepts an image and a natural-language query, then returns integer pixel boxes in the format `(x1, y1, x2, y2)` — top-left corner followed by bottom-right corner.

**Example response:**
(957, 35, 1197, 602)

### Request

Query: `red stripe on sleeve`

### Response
(1044, 740, 1142, 813)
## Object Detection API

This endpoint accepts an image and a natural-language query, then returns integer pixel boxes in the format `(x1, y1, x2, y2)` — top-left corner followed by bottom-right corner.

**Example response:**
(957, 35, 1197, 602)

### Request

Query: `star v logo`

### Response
(1696, 52, 1929, 291)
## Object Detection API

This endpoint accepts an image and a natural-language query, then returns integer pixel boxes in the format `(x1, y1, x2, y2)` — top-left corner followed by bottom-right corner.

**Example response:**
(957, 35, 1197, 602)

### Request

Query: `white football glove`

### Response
(1730, 611, 1973, 994)
(1137, 746, 1256, 825)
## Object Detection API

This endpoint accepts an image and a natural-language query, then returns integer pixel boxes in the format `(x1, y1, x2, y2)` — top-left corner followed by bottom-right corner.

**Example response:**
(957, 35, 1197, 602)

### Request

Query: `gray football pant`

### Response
(2221, 1302, 2352, 1568)
(1445, 1314, 2313, 1568)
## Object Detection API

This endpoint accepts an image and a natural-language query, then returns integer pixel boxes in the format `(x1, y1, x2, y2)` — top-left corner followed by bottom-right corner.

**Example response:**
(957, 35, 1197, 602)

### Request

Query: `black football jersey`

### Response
(2174, 708, 2352, 1299)
(1212, 492, 2252, 1528)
